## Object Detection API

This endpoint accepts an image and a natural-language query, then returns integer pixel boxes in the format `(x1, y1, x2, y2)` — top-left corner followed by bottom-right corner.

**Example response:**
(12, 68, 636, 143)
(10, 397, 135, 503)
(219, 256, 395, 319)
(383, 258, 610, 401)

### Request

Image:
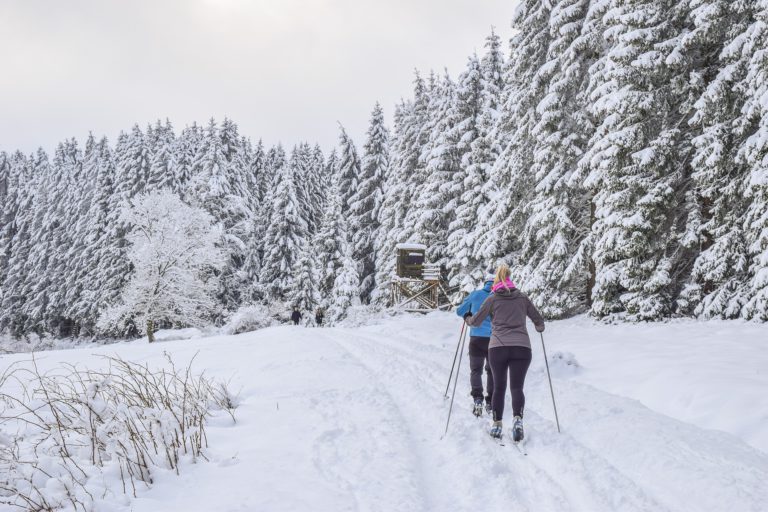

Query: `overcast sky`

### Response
(0, 0, 518, 155)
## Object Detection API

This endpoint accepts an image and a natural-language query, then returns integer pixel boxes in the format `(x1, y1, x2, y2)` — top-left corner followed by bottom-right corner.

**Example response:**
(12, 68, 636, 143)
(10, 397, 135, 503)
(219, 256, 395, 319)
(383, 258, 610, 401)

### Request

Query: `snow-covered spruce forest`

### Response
(2, 0, 768, 341)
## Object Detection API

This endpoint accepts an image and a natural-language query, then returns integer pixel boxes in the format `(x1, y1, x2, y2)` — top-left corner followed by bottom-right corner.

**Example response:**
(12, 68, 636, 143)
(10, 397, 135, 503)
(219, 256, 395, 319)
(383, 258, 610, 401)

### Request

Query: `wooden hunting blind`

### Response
(390, 243, 455, 312)
(396, 244, 426, 279)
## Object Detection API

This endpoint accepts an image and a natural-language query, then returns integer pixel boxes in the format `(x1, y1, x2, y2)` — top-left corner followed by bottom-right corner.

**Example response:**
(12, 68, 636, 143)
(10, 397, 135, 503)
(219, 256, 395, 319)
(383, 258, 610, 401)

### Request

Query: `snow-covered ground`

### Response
(1, 312, 767, 511)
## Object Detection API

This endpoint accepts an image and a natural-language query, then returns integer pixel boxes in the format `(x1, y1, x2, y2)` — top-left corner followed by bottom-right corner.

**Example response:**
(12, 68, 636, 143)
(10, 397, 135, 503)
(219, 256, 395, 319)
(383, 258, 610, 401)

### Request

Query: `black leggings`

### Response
(489, 346, 532, 421)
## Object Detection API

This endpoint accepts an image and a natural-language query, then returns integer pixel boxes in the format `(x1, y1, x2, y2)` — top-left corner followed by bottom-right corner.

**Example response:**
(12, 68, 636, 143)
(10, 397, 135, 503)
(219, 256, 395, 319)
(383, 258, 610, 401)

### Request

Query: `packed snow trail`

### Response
(1, 312, 766, 512)
(322, 329, 668, 512)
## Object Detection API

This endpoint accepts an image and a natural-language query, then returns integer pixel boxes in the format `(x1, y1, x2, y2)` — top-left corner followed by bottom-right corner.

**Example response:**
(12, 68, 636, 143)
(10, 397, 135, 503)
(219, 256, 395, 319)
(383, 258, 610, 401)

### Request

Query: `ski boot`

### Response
(489, 421, 503, 440)
(473, 398, 484, 417)
(512, 415, 524, 443)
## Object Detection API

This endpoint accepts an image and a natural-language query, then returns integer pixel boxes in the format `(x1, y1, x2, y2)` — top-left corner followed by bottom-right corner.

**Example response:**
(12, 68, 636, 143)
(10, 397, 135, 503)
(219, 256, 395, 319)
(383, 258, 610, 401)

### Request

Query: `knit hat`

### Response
(485, 266, 496, 282)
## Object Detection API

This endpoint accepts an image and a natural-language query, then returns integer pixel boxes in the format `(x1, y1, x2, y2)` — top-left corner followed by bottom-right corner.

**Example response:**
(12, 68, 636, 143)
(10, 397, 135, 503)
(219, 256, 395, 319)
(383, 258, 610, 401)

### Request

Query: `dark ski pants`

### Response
(468, 336, 493, 404)
(489, 346, 532, 421)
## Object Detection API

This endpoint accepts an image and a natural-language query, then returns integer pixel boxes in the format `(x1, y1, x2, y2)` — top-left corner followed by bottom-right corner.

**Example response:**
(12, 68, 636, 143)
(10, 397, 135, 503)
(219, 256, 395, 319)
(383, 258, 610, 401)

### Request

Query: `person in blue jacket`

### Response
(456, 269, 495, 416)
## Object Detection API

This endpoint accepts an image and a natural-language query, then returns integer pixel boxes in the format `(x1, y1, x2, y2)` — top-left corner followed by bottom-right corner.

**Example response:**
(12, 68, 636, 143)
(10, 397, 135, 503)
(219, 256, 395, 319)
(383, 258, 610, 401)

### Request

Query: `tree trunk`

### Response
(147, 319, 155, 343)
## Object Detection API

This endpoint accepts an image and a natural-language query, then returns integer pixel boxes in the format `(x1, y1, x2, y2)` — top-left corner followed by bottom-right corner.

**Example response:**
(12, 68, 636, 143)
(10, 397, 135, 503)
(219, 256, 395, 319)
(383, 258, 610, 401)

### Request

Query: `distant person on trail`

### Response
(455, 268, 496, 417)
(315, 308, 324, 326)
(291, 308, 302, 326)
(464, 264, 545, 443)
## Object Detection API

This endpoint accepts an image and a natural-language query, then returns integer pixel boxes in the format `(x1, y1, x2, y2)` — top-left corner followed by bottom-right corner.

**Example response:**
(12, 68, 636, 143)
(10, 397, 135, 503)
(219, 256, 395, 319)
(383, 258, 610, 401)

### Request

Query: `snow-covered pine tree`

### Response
(0, 152, 33, 337)
(44, 139, 83, 335)
(513, 0, 594, 318)
(446, 53, 484, 226)
(325, 148, 339, 183)
(62, 135, 104, 333)
(349, 103, 389, 303)
(677, 0, 755, 318)
(240, 138, 266, 301)
(220, 118, 252, 202)
(13, 153, 42, 333)
(288, 241, 319, 315)
(147, 119, 177, 190)
(259, 148, 307, 301)
(448, 30, 506, 290)
(189, 118, 254, 311)
(373, 102, 406, 305)
(0, 151, 18, 315)
(337, 125, 362, 214)
(0, 151, 11, 327)
(19, 150, 57, 335)
(0, 151, 8, 197)
(72, 137, 116, 334)
(396, 73, 432, 246)
(290, 143, 319, 234)
(481, 27, 505, 97)
(308, 143, 328, 228)
(449, 31, 505, 289)
(328, 234, 361, 324)
(174, 123, 203, 199)
(116, 124, 151, 199)
(0, 151, 14, 331)
(474, 0, 555, 272)
(242, 144, 288, 303)
(412, 71, 460, 266)
(739, 0, 768, 320)
(82, 132, 137, 335)
(250, 139, 268, 204)
(221, 119, 259, 307)
(97, 190, 225, 340)
(576, 0, 693, 320)
(189, 119, 229, 205)
(373, 75, 431, 305)
(313, 177, 347, 305)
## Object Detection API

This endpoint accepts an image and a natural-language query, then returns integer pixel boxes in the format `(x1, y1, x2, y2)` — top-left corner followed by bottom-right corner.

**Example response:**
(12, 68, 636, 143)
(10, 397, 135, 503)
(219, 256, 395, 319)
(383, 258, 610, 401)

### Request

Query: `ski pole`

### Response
(444, 322, 466, 399)
(443, 323, 468, 438)
(539, 332, 561, 433)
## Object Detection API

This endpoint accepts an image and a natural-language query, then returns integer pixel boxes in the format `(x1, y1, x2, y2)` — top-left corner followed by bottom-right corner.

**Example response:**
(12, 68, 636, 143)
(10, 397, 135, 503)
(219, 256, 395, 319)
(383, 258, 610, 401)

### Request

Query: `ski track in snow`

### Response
(2, 314, 767, 512)
(326, 328, 669, 512)
(307, 345, 427, 511)
(371, 322, 768, 512)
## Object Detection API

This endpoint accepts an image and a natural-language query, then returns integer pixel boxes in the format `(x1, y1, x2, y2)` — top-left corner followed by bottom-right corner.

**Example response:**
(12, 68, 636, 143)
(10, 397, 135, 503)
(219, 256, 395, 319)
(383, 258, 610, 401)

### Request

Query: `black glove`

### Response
(535, 324, 545, 333)
(463, 312, 472, 320)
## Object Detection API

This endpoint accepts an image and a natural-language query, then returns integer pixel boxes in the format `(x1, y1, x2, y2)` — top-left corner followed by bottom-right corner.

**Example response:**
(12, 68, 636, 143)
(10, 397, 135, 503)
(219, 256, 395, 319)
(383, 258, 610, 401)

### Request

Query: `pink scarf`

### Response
(492, 278, 516, 292)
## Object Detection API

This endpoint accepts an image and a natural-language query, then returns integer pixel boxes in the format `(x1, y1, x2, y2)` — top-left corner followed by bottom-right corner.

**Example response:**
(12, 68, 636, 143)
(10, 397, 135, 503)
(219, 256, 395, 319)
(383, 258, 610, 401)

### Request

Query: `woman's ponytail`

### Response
(494, 264, 511, 288)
